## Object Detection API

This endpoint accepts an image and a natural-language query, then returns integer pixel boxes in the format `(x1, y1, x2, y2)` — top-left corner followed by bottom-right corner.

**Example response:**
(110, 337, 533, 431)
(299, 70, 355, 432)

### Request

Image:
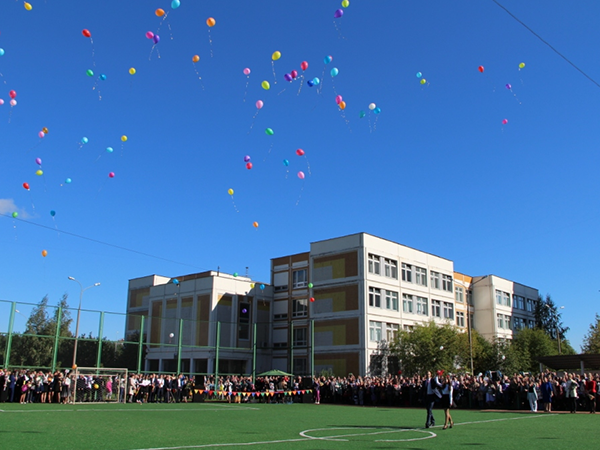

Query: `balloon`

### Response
(313, 77, 320, 85)
(99, 74, 107, 81)
(324, 55, 333, 64)
(300, 61, 308, 71)
(0, 48, 4, 56)
(42, 127, 49, 134)
(334, 9, 344, 18)
(153, 34, 160, 44)
(41, 250, 48, 257)
(339, 101, 346, 110)
(284, 73, 292, 82)
(297, 171, 305, 179)
(307, 80, 314, 87)
(243, 68, 251, 75)
(233, 272, 239, 277)
(145, 31, 154, 39)
(9, 99, 16, 107)
(35, 170, 43, 176)
(308, 282, 313, 288)
(373, 107, 381, 114)
(121, 135, 128, 142)
(505, 83, 511, 90)
(502, 119, 508, 125)
(359, 110, 366, 118)
(228, 188, 234, 196)
(82, 29, 91, 38)
(265, 128, 274, 135)
(12, 212, 18, 218)
(291, 70, 298, 79)
(330, 67, 339, 77)
(272, 51, 281, 61)
(342, 0, 350, 7)
(310, 297, 315, 302)
(250, 283, 255, 288)
(246, 162, 253, 170)
(108, 172, 115, 178)
(9, 90, 16, 99)
(171, 0, 181, 9)
(192, 55, 200, 63)
(86, 69, 94, 77)
(369, 103, 376, 110)
(0, 99, 4, 105)
(519, 62, 525, 69)
(416, 72, 422, 78)
(50, 210, 56, 217)
(260, 284, 265, 290)
(129, 67, 136, 75)
(283, 159, 289, 166)
(106, 147, 113, 153)
(81, 137, 88, 144)
(23, 182, 30, 190)
(24, 2, 32, 11)
(244, 155, 251, 162)
(478, 65, 484, 73)
(253, 221, 259, 228)
(65, 178, 72, 184)
(173, 279, 179, 285)
(35, 157, 42, 165)
(296, 149, 305, 156)
(420, 78, 427, 85)
(206, 17, 216, 27)
(38, 131, 45, 138)
(155, 8, 165, 17)
(261, 80, 270, 90)
(255, 100, 263, 109)
(335, 95, 343, 104)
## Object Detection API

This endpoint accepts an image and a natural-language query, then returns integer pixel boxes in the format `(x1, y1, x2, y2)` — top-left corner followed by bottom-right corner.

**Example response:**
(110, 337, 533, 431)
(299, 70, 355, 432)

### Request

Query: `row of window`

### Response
(274, 269, 309, 292)
(495, 290, 536, 311)
(369, 321, 400, 342)
(368, 287, 455, 320)
(497, 314, 535, 331)
(368, 254, 453, 292)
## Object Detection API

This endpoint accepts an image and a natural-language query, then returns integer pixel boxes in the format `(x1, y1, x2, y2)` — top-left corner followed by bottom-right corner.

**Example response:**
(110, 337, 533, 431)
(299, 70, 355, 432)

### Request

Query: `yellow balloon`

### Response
(261, 80, 270, 90)
(121, 135, 128, 142)
(272, 51, 281, 61)
(342, 0, 350, 7)
(129, 67, 136, 75)
(519, 62, 526, 69)
(420, 78, 427, 85)
(24, 2, 32, 11)
(250, 283, 255, 288)
(42, 127, 49, 134)
(227, 188, 234, 196)
(192, 55, 200, 63)
(35, 169, 43, 176)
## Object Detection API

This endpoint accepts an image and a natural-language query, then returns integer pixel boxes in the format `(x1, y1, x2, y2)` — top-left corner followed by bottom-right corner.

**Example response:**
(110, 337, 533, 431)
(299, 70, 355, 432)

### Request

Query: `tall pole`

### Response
(4, 302, 16, 369)
(137, 316, 145, 374)
(68, 277, 100, 369)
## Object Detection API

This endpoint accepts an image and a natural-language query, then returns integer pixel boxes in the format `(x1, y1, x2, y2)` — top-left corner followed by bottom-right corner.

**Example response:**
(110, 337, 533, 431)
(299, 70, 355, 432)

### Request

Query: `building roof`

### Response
(537, 354, 600, 370)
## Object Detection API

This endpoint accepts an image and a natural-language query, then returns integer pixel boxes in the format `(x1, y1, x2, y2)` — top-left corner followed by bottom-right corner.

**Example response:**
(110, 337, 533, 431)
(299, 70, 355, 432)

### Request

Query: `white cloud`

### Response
(0, 198, 19, 215)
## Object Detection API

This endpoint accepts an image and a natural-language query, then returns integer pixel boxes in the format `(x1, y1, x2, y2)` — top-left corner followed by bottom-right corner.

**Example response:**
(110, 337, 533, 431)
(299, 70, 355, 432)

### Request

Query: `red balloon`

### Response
(22, 182, 30, 190)
(478, 65, 484, 73)
(291, 70, 298, 79)
(108, 172, 115, 178)
(82, 29, 91, 38)
(246, 162, 253, 170)
(296, 149, 305, 156)
(300, 61, 308, 71)
(9, 90, 16, 99)
(309, 297, 315, 302)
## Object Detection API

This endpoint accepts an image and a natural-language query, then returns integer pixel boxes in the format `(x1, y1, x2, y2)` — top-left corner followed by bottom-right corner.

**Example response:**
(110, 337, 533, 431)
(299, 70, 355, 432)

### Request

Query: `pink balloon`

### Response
(243, 68, 251, 76)
(9, 99, 16, 106)
(335, 95, 343, 104)
(255, 100, 264, 109)
(296, 149, 305, 156)
(502, 119, 508, 125)
(108, 172, 115, 178)
(291, 70, 298, 79)
(297, 171, 305, 179)
(38, 131, 45, 138)
(145, 31, 154, 39)
(35, 157, 42, 165)
(0, 99, 4, 105)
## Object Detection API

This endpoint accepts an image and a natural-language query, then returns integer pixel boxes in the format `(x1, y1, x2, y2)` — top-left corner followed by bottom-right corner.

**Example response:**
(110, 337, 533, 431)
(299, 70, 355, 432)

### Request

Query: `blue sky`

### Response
(1, 1, 599, 349)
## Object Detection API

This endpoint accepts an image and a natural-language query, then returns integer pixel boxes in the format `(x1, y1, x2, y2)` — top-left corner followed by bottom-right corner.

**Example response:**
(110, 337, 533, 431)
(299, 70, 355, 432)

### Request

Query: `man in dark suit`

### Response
(423, 371, 442, 428)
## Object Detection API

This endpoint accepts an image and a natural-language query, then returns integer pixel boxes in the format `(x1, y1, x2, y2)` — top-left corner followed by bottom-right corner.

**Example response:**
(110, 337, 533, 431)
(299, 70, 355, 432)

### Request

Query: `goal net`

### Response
(72, 367, 129, 404)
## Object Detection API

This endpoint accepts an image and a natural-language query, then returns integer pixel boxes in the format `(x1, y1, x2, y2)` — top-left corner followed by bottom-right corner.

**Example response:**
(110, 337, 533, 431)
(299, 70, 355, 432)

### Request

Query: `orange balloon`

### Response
(339, 101, 346, 110)
(155, 8, 165, 17)
(41, 250, 48, 257)
(252, 221, 259, 228)
(192, 55, 200, 63)
(206, 17, 216, 27)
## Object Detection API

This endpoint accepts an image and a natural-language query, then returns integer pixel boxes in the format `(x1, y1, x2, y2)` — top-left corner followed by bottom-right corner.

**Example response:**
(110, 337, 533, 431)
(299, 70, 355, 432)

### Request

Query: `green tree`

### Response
(534, 294, 568, 340)
(511, 327, 555, 373)
(582, 314, 600, 353)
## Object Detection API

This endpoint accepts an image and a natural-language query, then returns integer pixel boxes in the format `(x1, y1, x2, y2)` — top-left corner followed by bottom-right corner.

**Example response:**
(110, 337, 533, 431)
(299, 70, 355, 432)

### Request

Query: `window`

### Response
(443, 302, 454, 320)
(513, 317, 523, 331)
(403, 324, 414, 332)
(526, 298, 535, 312)
(455, 286, 464, 303)
(456, 311, 465, 327)
(368, 254, 381, 275)
(442, 275, 453, 292)
(292, 269, 307, 288)
(527, 319, 535, 329)
(515, 295, 525, 310)
(385, 290, 399, 311)
(293, 358, 307, 375)
(497, 313, 504, 329)
(369, 287, 381, 308)
(430, 271, 440, 289)
(293, 327, 307, 346)
(384, 258, 398, 279)
(415, 267, 427, 286)
(238, 302, 250, 340)
(402, 294, 414, 314)
(401, 263, 413, 282)
(496, 290, 503, 305)
(503, 292, 511, 307)
(431, 300, 441, 318)
(416, 296, 428, 316)
(386, 323, 399, 341)
(292, 298, 308, 318)
(369, 321, 382, 341)
(467, 290, 473, 305)
(273, 271, 289, 292)
(504, 315, 511, 329)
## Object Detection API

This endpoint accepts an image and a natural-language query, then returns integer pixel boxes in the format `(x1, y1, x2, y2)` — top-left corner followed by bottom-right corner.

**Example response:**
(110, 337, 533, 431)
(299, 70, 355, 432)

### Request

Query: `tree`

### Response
(534, 294, 568, 340)
(582, 314, 600, 354)
(511, 327, 555, 373)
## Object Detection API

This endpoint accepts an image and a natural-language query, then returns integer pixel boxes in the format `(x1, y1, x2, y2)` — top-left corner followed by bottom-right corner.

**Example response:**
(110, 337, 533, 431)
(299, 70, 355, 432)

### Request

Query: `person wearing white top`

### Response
(441, 375, 454, 429)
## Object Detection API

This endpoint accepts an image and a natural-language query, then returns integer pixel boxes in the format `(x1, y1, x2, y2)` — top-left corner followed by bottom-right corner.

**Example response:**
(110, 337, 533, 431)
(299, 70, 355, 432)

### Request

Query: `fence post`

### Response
(96, 311, 104, 369)
(311, 319, 315, 377)
(252, 322, 257, 383)
(4, 302, 16, 369)
(51, 306, 62, 372)
(290, 321, 294, 374)
(214, 321, 220, 387)
(176, 318, 183, 374)
(137, 316, 145, 374)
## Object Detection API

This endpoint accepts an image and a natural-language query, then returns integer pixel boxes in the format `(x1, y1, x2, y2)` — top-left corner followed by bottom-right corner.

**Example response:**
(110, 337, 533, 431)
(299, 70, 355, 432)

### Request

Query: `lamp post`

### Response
(68, 277, 101, 369)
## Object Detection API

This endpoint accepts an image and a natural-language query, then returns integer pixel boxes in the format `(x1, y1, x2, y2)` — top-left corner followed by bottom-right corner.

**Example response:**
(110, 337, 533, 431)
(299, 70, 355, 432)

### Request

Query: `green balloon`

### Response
(86, 69, 94, 77)
(265, 128, 274, 136)
(233, 272, 238, 277)
(12, 212, 18, 218)
(308, 282, 313, 288)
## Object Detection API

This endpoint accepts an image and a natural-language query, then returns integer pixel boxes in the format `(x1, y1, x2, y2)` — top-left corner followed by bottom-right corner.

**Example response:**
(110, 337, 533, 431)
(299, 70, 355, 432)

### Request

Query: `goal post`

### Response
(72, 367, 129, 404)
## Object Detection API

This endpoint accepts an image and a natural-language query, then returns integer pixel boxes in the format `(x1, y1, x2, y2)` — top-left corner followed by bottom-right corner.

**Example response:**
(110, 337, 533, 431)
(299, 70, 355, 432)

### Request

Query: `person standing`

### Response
(441, 375, 454, 429)
(526, 377, 538, 412)
(423, 371, 441, 428)
(585, 373, 597, 414)
(540, 376, 553, 413)
(565, 374, 579, 413)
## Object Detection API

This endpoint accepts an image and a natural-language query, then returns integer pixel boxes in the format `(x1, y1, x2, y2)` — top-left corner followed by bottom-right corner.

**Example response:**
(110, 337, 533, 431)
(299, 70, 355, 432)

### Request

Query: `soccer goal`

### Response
(72, 367, 129, 404)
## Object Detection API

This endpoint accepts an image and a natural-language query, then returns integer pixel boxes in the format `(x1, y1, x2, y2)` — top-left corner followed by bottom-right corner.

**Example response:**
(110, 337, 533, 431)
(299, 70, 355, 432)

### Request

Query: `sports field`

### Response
(0, 402, 596, 450)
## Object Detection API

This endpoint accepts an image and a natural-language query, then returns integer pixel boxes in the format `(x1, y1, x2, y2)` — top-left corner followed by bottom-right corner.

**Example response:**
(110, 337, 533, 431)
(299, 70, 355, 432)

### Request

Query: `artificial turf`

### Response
(0, 401, 597, 449)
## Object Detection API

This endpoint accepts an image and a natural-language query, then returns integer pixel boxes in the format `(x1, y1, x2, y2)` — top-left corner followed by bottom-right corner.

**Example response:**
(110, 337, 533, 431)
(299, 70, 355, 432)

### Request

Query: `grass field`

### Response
(1, 401, 597, 450)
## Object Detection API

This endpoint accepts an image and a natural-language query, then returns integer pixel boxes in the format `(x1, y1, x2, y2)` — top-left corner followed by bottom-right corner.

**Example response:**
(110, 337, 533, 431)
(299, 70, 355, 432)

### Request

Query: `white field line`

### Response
(0, 404, 258, 413)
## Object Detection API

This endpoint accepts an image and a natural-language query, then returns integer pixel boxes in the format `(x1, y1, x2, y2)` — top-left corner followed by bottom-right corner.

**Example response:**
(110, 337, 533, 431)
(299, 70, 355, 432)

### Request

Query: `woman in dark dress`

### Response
(540, 376, 553, 412)
(441, 375, 454, 430)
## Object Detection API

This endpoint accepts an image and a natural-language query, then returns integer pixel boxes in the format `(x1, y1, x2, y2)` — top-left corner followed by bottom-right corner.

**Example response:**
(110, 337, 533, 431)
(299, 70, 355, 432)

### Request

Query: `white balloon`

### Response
(368, 103, 376, 110)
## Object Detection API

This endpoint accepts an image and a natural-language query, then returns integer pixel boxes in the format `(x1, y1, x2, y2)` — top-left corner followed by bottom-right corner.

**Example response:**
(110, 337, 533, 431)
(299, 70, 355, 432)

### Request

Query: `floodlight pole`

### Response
(68, 277, 101, 369)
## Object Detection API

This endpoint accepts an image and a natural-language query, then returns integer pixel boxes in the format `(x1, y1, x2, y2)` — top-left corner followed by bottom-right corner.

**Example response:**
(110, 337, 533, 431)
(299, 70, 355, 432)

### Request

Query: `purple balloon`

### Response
(153, 34, 160, 44)
(244, 155, 251, 162)
(35, 157, 42, 165)
(505, 83, 511, 90)
(334, 9, 344, 18)
(284, 73, 293, 82)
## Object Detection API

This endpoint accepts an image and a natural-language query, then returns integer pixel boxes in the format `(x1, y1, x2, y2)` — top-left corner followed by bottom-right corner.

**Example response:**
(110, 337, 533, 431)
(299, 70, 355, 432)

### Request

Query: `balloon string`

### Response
(193, 65, 205, 90)
(297, 74, 305, 95)
(372, 115, 379, 131)
(340, 109, 352, 133)
(277, 88, 286, 95)
(318, 68, 325, 94)
(26, 139, 43, 154)
(243, 77, 249, 102)
(263, 142, 273, 162)
(509, 89, 522, 104)
(0, 72, 7, 85)
(303, 155, 312, 176)
(271, 61, 277, 84)
(230, 196, 239, 213)
(52, 216, 60, 237)
(28, 190, 36, 212)
(207, 29, 213, 58)
(247, 110, 260, 134)
(368, 112, 372, 134)
(149, 44, 157, 61)
(90, 37, 96, 68)
(8, 105, 14, 123)
(295, 181, 305, 206)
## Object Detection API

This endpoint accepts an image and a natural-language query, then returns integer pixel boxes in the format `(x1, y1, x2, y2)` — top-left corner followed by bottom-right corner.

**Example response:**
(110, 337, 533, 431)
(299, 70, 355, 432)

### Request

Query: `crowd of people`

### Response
(1, 368, 598, 416)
